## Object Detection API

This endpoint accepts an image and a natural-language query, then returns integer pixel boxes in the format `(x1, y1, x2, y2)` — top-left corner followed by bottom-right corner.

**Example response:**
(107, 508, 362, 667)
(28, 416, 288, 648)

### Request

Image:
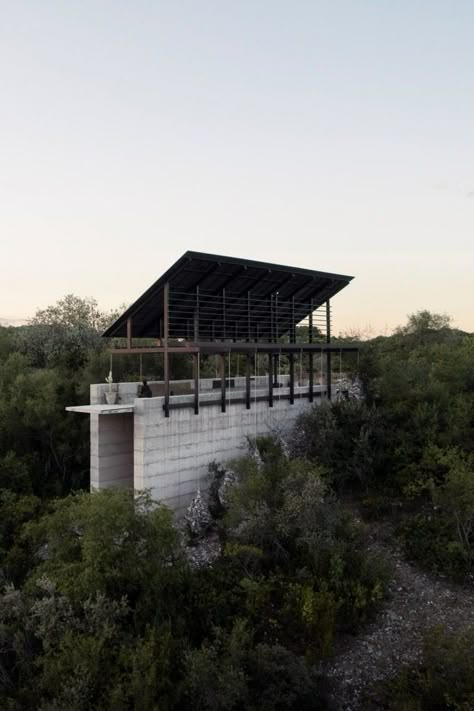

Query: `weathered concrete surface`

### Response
(68, 378, 327, 514)
(90, 412, 134, 489)
(133, 386, 320, 514)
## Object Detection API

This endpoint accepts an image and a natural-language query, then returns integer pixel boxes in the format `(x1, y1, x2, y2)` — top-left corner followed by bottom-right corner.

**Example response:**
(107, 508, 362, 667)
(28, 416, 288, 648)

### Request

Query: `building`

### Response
(67, 251, 358, 513)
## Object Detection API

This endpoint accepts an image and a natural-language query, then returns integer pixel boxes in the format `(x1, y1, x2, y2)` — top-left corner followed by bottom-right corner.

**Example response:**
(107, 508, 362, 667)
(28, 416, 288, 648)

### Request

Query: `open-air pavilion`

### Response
(103, 251, 359, 416)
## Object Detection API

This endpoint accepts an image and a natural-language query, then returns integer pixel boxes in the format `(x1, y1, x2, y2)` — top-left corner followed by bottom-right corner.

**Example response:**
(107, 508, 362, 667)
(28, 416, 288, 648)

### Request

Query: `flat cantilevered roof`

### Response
(103, 251, 353, 340)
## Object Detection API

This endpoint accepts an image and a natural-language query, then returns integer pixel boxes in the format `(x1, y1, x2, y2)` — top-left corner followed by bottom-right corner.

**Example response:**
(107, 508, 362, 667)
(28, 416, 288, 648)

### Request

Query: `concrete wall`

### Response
(133, 386, 321, 514)
(90, 412, 134, 489)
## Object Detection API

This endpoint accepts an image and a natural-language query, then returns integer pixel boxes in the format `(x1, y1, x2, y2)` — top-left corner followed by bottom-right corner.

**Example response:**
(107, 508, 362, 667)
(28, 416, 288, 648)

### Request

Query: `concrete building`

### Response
(67, 252, 358, 513)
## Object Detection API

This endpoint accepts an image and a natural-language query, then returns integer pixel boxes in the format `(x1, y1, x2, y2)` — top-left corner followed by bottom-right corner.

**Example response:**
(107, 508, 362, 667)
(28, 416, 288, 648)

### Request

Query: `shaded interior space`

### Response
(90, 412, 134, 489)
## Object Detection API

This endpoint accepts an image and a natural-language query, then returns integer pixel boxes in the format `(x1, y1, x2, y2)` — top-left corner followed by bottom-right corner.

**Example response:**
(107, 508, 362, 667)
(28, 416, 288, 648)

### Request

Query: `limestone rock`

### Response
(185, 490, 213, 539)
(218, 467, 236, 509)
(185, 532, 221, 569)
(248, 440, 263, 468)
(349, 377, 363, 400)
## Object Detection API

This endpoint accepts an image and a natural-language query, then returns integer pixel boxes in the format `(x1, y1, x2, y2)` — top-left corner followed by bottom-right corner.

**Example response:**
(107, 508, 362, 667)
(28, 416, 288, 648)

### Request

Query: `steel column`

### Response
(219, 354, 226, 413)
(246, 353, 251, 409)
(273, 354, 279, 386)
(193, 352, 199, 415)
(247, 291, 251, 342)
(291, 295, 296, 343)
(270, 294, 274, 342)
(326, 299, 332, 400)
(222, 288, 226, 341)
(309, 297, 314, 402)
(268, 353, 273, 407)
(275, 292, 279, 340)
(193, 285, 200, 341)
(163, 283, 170, 417)
(289, 353, 295, 404)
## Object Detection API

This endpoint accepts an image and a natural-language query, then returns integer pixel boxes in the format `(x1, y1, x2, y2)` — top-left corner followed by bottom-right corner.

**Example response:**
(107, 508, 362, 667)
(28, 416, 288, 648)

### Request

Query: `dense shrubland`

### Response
(1, 300, 473, 708)
(0, 457, 388, 709)
(294, 312, 474, 582)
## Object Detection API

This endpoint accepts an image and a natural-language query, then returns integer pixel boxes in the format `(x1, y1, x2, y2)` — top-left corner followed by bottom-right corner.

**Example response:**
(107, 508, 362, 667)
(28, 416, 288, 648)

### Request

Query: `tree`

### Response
(23, 490, 187, 614)
(0, 352, 88, 496)
(17, 295, 124, 370)
(398, 310, 452, 336)
(29, 294, 120, 333)
(0, 490, 191, 710)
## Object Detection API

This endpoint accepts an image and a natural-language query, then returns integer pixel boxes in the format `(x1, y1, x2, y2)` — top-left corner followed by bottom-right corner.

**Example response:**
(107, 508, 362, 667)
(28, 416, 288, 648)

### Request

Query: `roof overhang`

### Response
(103, 251, 353, 339)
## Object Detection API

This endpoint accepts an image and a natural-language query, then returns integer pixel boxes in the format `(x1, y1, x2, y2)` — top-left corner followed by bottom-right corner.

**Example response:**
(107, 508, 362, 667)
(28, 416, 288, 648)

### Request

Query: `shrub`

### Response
(371, 626, 474, 710)
(223, 444, 390, 646)
(292, 401, 385, 491)
(398, 510, 472, 581)
(183, 620, 326, 711)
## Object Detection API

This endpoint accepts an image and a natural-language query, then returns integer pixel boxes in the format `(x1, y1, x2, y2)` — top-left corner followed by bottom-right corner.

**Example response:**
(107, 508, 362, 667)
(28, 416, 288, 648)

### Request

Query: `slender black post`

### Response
(326, 299, 332, 400)
(289, 294, 296, 403)
(309, 298, 314, 402)
(194, 285, 200, 341)
(164, 282, 170, 417)
(289, 352, 295, 404)
(193, 353, 199, 415)
(275, 292, 279, 339)
(291, 295, 296, 343)
(247, 291, 251, 342)
(246, 353, 251, 409)
(222, 288, 226, 341)
(270, 294, 274, 342)
(219, 354, 226, 413)
(273, 354, 278, 386)
(268, 353, 273, 407)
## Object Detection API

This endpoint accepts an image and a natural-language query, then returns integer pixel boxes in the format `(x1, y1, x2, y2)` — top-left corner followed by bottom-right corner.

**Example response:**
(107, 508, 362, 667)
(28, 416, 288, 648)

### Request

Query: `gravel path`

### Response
(323, 517, 474, 710)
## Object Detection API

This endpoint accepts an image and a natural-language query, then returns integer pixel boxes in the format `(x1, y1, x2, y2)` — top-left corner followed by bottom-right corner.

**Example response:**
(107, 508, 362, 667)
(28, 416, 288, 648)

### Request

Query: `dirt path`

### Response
(323, 516, 474, 710)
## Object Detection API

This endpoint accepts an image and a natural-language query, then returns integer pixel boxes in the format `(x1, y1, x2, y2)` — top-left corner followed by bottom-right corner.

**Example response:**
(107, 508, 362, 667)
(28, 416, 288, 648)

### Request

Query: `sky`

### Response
(1, 1, 473, 335)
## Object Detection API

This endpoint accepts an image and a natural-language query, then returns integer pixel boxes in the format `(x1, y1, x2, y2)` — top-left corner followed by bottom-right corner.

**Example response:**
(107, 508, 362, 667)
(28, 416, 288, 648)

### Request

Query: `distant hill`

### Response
(0, 318, 28, 327)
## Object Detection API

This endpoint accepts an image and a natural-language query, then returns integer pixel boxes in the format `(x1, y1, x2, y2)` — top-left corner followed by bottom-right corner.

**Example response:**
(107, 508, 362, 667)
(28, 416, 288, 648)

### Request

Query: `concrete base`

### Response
(133, 386, 318, 514)
(69, 379, 327, 514)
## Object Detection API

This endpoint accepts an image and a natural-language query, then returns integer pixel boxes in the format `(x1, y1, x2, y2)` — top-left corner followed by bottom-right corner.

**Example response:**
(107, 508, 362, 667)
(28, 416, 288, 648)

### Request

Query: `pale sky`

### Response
(1, 1, 473, 334)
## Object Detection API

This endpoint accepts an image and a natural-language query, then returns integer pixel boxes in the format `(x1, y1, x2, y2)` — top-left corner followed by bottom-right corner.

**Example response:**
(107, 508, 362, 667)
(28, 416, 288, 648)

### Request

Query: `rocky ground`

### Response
(323, 514, 474, 710)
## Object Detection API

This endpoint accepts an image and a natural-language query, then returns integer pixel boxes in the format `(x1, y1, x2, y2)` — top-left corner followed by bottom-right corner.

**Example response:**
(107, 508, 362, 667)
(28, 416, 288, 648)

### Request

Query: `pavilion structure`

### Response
(103, 251, 359, 417)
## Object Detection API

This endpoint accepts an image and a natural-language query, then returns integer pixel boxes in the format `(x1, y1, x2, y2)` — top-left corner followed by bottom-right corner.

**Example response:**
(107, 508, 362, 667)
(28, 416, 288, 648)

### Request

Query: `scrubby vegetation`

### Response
(0, 300, 473, 709)
(368, 626, 474, 710)
(295, 312, 474, 582)
(0, 448, 390, 709)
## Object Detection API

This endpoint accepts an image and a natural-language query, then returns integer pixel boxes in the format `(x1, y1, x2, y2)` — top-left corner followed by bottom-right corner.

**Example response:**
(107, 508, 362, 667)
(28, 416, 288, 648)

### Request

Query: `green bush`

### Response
(183, 620, 326, 711)
(398, 510, 472, 581)
(292, 400, 386, 492)
(223, 446, 390, 648)
(371, 626, 474, 710)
